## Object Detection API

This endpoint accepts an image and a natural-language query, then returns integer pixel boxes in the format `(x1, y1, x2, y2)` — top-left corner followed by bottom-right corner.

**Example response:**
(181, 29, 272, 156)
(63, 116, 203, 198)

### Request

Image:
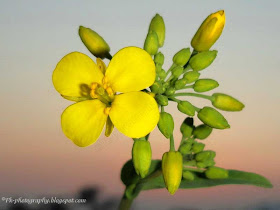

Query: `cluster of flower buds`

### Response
(80, 9, 244, 196)
(138, 10, 244, 195)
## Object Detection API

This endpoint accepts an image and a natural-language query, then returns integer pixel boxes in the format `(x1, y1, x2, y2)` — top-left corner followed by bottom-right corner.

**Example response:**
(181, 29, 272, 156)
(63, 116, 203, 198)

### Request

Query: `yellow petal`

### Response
(109, 92, 159, 138)
(105, 47, 155, 92)
(61, 100, 107, 147)
(52, 52, 104, 101)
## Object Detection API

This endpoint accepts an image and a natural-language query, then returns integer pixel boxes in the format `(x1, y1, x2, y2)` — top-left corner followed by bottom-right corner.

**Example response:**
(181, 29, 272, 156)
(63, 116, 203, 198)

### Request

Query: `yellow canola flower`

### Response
(191, 10, 226, 52)
(52, 47, 159, 147)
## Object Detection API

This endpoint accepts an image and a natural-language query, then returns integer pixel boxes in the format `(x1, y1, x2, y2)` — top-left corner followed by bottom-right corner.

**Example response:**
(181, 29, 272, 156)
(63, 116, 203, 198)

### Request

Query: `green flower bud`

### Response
(79, 26, 110, 59)
(196, 162, 206, 168)
(204, 159, 216, 167)
(191, 142, 205, 154)
(182, 171, 195, 181)
(154, 52, 164, 65)
(162, 151, 183, 195)
(155, 63, 162, 73)
(212, 93, 245, 111)
(144, 31, 159, 55)
(177, 101, 195, 116)
(184, 160, 196, 166)
(149, 14, 165, 47)
(171, 66, 184, 78)
(165, 87, 175, 96)
(193, 124, 213, 140)
(198, 107, 230, 129)
(158, 112, 174, 138)
(191, 10, 226, 52)
(179, 142, 193, 155)
(155, 95, 168, 106)
(205, 166, 229, 179)
(195, 150, 216, 162)
(132, 139, 152, 178)
(158, 86, 166, 94)
(189, 50, 217, 71)
(175, 79, 188, 90)
(183, 71, 200, 84)
(173, 48, 191, 66)
(158, 69, 167, 80)
(193, 79, 219, 92)
(180, 117, 194, 138)
(150, 82, 160, 93)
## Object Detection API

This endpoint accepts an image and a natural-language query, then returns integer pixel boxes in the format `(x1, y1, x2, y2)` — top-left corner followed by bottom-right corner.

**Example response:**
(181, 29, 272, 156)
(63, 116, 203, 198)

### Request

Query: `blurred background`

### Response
(1, 0, 280, 209)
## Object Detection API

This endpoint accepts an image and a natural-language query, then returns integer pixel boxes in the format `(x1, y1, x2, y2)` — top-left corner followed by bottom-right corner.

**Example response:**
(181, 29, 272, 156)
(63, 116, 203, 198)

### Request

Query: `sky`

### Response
(0, 0, 280, 209)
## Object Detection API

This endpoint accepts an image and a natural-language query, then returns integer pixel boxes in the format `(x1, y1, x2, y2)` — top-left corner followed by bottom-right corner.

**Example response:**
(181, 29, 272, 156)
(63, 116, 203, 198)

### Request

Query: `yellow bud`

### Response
(149, 14, 165, 47)
(79, 26, 110, 59)
(162, 151, 183, 195)
(132, 139, 152, 178)
(191, 10, 226, 52)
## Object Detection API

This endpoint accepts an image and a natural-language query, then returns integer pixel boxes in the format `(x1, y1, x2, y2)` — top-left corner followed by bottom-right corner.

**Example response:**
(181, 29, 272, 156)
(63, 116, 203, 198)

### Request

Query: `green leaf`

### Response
(120, 160, 273, 192)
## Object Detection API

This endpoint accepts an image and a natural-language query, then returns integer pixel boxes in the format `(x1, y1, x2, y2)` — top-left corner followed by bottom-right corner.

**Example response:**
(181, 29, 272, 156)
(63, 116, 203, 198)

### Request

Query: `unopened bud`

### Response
(205, 166, 228, 179)
(155, 95, 168, 106)
(155, 52, 165, 65)
(144, 31, 159, 55)
(173, 48, 191, 66)
(189, 50, 217, 71)
(191, 142, 205, 153)
(182, 171, 195, 181)
(162, 151, 183, 195)
(183, 71, 200, 84)
(180, 117, 194, 138)
(165, 87, 176, 96)
(191, 10, 226, 52)
(149, 14, 165, 47)
(194, 79, 219, 92)
(150, 82, 160, 93)
(158, 69, 167, 80)
(195, 150, 216, 162)
(193, 124, 213, 140)
(177, 101, 195, 116)
(175, 79, 188, 90)
(198, 107, 230, 129)
(132, 139, 152, 178)
(79, 26, 110, 59)
(212, 93, 245, 111)
(158, 112, 174, 138)
(172, 66, 184, 78)
(179, 142, 192, 155)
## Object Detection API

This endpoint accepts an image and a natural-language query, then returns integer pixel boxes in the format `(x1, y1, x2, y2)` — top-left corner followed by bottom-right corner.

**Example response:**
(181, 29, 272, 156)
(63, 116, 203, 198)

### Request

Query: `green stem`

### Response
(161, 105, 165, 112)
(183, 167, 204, 173)
(170, 134, 175, 151)
(165, 63, 176, 79)
(165, 75, 174, 83)
(118, 193, 134, 210)
(168, 96, 180, 103)
(183, 64, 191, 74)
(173, 92, 213, 101)
(180, 85, 194, 90)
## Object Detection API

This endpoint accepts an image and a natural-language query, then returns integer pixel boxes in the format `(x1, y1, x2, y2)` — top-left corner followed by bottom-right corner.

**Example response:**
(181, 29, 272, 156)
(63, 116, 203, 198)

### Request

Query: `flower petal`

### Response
(52, 52, 104, 101)
(105, 47, 155, 92)
(61, 100, 107, 147)
(109, 92, 159, 138)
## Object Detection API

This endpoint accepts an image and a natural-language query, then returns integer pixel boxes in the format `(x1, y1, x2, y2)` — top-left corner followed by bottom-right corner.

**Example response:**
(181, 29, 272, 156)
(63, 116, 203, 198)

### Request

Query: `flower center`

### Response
(90, 76, 115, 114)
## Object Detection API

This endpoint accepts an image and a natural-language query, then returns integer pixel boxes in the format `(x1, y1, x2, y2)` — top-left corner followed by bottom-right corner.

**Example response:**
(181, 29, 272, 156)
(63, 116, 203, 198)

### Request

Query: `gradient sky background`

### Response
(1, 0, 280, 209)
